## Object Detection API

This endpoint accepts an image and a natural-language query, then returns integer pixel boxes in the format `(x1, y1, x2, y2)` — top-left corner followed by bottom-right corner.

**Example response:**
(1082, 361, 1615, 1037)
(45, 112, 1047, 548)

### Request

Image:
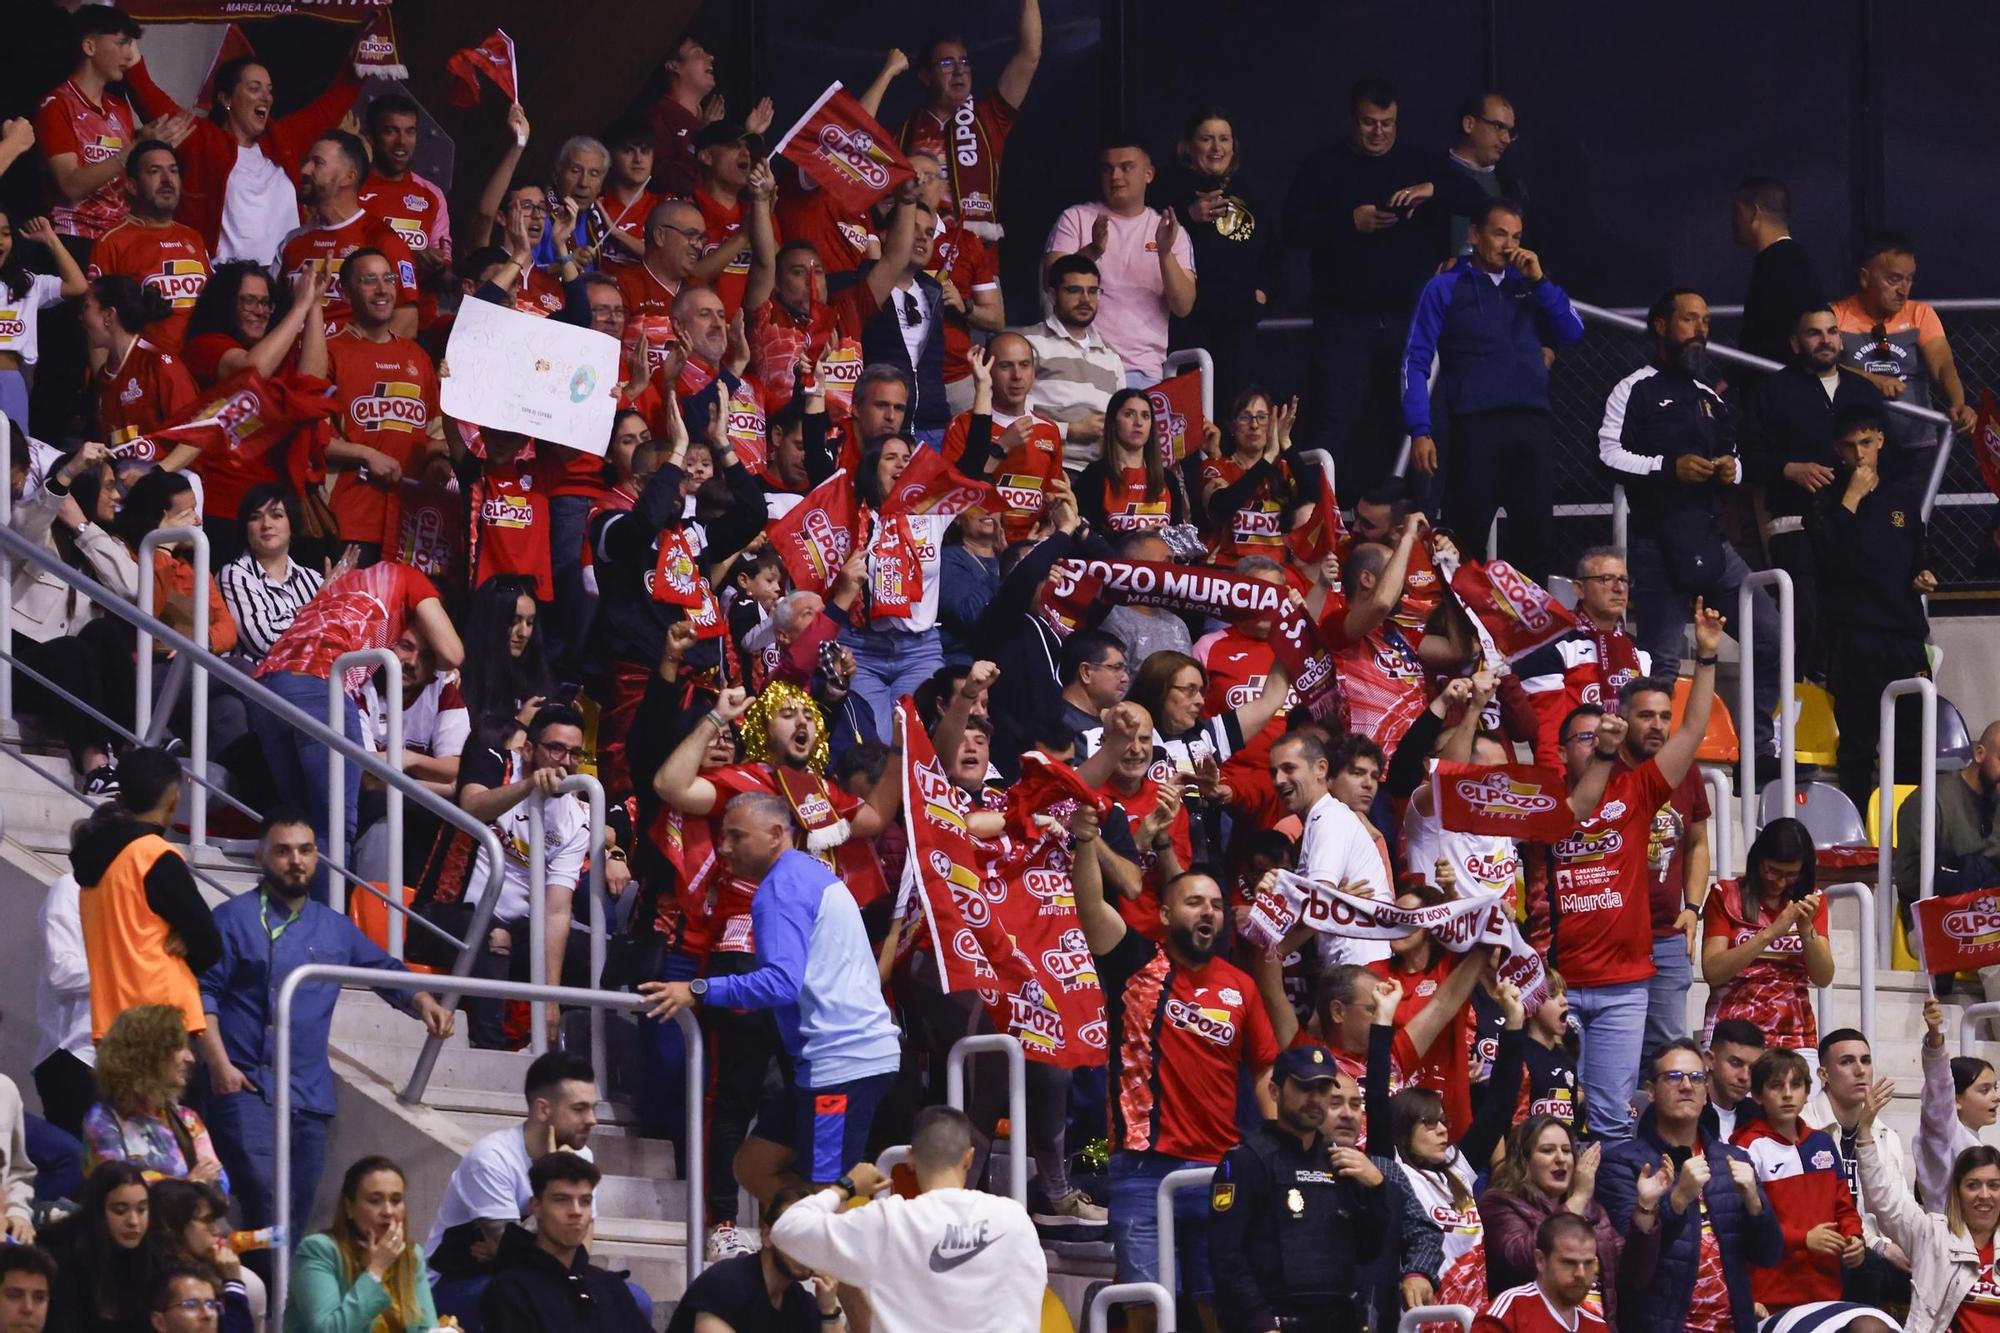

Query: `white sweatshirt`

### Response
(770, 1185, 1047, 1333)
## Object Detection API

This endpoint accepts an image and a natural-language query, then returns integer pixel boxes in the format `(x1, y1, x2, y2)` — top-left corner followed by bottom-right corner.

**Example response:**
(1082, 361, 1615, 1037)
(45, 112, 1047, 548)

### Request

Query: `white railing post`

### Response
(1611, 484, 1629, 554)
(1961, 1002, 2000, 1053)
(945, 1034, 1028, 1207)
(1161, 347, 1214, 425)
(1702, 767, 1735, 878)
(1154, 1165, 1215, 1300)
(325, 651, 402, 933)
(1087, 1282, 1176, 1333)
(1819, 882, 1877, 1045)
(0, 415, 15, 739)
(1878, 678, 1937, 969)
(137, 527, 210, 849)
(1737, 568, 1795, 856)
(523, 772, 606, 1059)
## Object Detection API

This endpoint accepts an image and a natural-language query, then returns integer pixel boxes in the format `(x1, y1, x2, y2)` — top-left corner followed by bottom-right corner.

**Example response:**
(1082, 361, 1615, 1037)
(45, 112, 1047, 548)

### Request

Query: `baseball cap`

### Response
(693, 121, 766, 156)
(1273, 1045, 1339, 1086)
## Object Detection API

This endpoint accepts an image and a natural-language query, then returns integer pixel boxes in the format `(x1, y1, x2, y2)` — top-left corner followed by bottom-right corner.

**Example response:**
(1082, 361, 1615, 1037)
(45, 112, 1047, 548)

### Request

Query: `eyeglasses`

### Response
(237, 294, 274, 310)
(1562, 730, 1597, 746)
(654, 223, 708, 244)
(1476, 116, 1518, 139)
(169, 1299, 225, 1315)
(537, 742, 584, 762)
(1089, 659, 1131, 677)
(1056, 284, 1100, 298)
(1235, 411, 1271, 425)
(934, 57, 971, 72)
(1576, 574, 1631, 587)
(1656, 1070, 1710, 1087)
(1167, 682, 1205, 697)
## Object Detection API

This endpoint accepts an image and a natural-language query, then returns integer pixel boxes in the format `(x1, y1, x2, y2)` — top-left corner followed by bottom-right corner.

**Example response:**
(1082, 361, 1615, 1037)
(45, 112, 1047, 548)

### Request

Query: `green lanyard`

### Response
(259, 891, 304, 943)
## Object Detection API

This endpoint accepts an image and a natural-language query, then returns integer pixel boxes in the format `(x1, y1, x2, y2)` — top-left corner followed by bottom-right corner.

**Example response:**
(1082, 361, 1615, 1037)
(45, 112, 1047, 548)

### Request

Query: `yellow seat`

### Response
(1672, 677, 1740, 765)
(1794, 682, 1839, 767)
(1042, 1288, 1075, 1332)
(1868, 784, 1920, 970)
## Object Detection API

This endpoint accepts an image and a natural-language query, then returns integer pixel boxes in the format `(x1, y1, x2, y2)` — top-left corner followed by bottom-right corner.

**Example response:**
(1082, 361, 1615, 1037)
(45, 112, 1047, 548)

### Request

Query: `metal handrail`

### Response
(1087, 1282, 1176, 1333)
(944, 1034, 1028, 1207)
(1961, 1002, 2000, 1052)
(272, 965, 706, 1324)
(136, 527, 210, 849)
(1399, 1307, 1476, 1333)
(1877, 678, 1937, 969)
(1737, 568, 1796, 856)
(1819, 881, 1878, 1045)
(0, 518, 511, 1103)
(1702, 766, 1735, 878)
(1155, 1165, 1214, 1299)
(327, 650, 401, 919)
(521, 772, 608, 1072)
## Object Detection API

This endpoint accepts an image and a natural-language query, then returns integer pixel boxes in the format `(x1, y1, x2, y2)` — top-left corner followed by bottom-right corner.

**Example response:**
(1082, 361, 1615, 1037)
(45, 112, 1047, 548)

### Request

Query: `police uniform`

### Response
(1207, 1046, 1390, 1333)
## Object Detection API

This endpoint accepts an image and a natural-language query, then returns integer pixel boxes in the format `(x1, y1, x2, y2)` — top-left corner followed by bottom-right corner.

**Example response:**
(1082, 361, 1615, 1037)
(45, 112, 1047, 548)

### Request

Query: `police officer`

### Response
(1208, 1045, 1390, 1333)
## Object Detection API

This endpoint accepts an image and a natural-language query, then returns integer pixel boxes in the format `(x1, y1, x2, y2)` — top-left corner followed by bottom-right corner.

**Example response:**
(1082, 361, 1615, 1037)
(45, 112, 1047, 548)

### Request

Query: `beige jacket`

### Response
(1861, 1134, 1980, 1333)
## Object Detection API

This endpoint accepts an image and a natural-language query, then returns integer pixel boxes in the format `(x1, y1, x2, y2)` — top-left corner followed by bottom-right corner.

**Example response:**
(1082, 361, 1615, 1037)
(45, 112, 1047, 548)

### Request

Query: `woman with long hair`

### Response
(1160, 107, 1276, 405)
(37, 1160, 162, 1333)
(1075, 388, 1186, 536)
(1198, 384, 1300, 566)
(1917, 992, 2000, 1217)
(1700, 815, 1832, 1054)
(83, 275, 196, 462)
(286, 1156, 437, 1333)
(1479, 1114, 1644, 1328)
(181, 260, 327, 388)
(147, 1179, 256, 1333)
(456, 574, 554, 727)
(1858, 1077, 2000, 1333)
(0, 208, 89, 426)
(80, 1005, 228, 1189)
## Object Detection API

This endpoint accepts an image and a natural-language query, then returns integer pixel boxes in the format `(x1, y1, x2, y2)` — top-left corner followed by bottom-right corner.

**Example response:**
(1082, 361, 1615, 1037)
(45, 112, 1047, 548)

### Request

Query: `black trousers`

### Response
(1829, 624, 1931, 808)
(11, 631, 112, 765)
(1766, 527, 1825, 683)
(1439, 407, 1555, 584)
(701, 998, 787, 1221)
(33, 1050, 95, 1142)
(1303, 312, 1408, 492)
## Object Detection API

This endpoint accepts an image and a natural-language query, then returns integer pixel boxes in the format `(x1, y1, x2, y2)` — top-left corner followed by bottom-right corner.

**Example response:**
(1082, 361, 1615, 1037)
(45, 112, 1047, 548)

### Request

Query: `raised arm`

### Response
(995, 0, 1043, 109)
(1068, 801, 1128, 956)
(1340, 513, 1425, 643)
(1655, 599, 1723, 788)
(651, 685, 746, 813)
(474, 105, 532, 247)
(741, 162, 779, 312)
(864, 202, 918, 310)
(855, 49, 909, 120)
(411, 597, 464, 670)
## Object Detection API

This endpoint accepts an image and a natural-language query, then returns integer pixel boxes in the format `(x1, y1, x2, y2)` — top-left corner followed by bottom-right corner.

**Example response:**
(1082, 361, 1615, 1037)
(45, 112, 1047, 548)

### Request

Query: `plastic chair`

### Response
(1041, 1289, 1076, 1333)
(1792, 682, 1839, 768)
(1758, 780, 1868, 847)
(1937, 694, 1973, 768)
(1865, 784, 1919, 847)
(1672, 677, 1740, 765)
(1866, 784, 1922, 971)
(347, 884, 436, 974)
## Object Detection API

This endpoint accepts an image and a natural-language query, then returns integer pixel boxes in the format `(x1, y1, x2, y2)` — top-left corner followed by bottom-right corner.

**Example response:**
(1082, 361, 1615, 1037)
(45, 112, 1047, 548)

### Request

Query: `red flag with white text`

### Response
(1915, 889, 2000, 974)
(1146, 371, 1207, 464)
(445, 31, 518, 109)
(771, 83, 914, 215)
(767, 469, 858, 594)
(1448, 559, 1579, 663)
(1429, 760, 1578, 842)
(116, 368, 332, 466)
(1287, 461, 1346, 566)
(883, 446, 1000, 518)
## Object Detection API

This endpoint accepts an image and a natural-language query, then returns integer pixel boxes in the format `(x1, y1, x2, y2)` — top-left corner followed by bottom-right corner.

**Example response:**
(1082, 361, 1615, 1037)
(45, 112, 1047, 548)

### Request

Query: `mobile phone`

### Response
(553, 681, 582, 706)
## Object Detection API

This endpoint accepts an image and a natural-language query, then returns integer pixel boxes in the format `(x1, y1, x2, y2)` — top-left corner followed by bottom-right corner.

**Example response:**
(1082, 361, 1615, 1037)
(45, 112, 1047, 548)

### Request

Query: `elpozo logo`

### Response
(1452, 770, 1558, 818)
(351, 380, 426, 431)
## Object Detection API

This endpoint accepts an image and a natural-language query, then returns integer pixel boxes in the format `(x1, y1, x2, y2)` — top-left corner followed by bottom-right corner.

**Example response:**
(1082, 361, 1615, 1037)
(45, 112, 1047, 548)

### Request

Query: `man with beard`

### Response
(615, 196, 706, 372)
(197, 808, 453, 1235)
(357, 93, 450, 326)
(1071, 803, 1277, 1330)
(277, 130, 417, 336)
(1206, 1047, 1390, 1333)
(1599, 287, 1781, 775)
(745, 206, 915, 421)
(664, 1186, 842, 1332)
(1741, 305, 1885, 683)
(894, 1, 1042, 239)
(1614, 674, 1713, 1066)
(1475, 1213, 1609, 1333)
(87, 141, 209, 353)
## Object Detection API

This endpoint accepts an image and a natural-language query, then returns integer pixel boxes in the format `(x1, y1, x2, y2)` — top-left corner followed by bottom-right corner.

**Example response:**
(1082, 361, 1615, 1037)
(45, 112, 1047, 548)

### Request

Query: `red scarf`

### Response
(773, 765, 887, 906)
(901, 99, 1000, 228)
(861, 505, 923, 621)
(1576, 611, 1643, 700)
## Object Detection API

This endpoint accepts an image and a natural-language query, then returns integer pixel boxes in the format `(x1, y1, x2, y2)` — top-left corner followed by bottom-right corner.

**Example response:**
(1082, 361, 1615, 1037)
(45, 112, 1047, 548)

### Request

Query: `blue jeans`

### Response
(547, 494, 595, 675)
(1569, 979, 1651, 1144)
(251, 671, 360, 903)
(24, 1115, 82, 1202)
(838, 625, 943, 741)
(1645, 932, 1694, 1067)
(206, 1090, 330, 1237)
(1107, 1151, 1214, 1299)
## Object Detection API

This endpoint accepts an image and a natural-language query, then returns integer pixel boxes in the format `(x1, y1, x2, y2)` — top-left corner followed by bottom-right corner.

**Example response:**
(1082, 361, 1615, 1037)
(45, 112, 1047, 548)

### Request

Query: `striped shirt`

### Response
(217, 552, 322, 663)
(1019, 316, 1126, 471)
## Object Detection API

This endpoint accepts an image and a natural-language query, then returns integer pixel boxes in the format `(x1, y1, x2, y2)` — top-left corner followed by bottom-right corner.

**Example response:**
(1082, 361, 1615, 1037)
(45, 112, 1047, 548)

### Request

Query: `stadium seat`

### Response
(1759, 780, 1868, 846)
(347, 883, 437, 974)
(1041, 1289, 1076, 1332)
(1866, 784, 1919, 847)
(1672, 677, 1740, 765)
(1938, 694, 1973, 768)
(1867, 785, 1921, 971)
(1792, 682, 1839, 768)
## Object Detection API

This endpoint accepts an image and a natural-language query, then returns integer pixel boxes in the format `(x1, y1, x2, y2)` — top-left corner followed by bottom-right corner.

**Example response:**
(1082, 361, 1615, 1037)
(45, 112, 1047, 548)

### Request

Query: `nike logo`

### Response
(928, 1222, 997, 1272)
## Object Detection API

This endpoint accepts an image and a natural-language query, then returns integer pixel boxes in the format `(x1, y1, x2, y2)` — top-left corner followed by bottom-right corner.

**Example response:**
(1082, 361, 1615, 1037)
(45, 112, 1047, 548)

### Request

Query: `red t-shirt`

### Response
(1199, 455, 1286, 563)
(97, 338, 198, 458)
(897, 92, 1016, 228)
(467, 448, 564, 601)
(775, 188, 873, 278)
(87, 219, 211, 353)
(614, 263, 682, 379)
(357, 171, 451, 328)
(925, 212, 997, 384)
(694, 188, 777, 318)
(257, 562, 438, 682)
(1700, 879, 1828, 1050)
(36, 80, 135, 239)
(1198, 627, 1289, 774)
(1097, 775, 1193, 942)
(1473, 1285, 1608, 1333)
(1368, 952, 1474, 1139)
(747, 286, 875, 419)
(183, 331, 244, 388)
(1549, 760, 1674, 988)
(326, 329, 440, 547)
(1099, 466, 1175, 534)
(941, 409, 1063, 543)
(649, 96, 704, 199)
(278, 211, 418, 334)
(1645, 762, 1714, 936)
(594, 187, 662, 269)
(1334, 625, 1430, 759)
(1685, 1200, 1732, 1333)
(1963, 1245, 2000, 1333)
(1100, 930, 1278, 1162)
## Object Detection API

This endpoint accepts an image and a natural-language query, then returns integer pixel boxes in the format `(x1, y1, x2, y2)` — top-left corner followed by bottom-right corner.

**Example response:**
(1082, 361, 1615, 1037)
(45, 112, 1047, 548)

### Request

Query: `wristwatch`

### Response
(834, 1173, 859, 1200)
(688, 978, 708, 1001)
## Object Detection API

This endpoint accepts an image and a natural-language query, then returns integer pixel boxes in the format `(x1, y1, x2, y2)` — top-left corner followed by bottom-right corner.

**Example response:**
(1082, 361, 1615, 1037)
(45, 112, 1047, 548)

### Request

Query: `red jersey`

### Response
(614, 263, 682, 379)
(1098, 466, 1175, 534)
(1096, 776, 1193, 942)
(1334, 624, 1430, 758)
(35, 80, 135, 239)
(357, 171, 450, 328)
(649, 96, 704, 199)
(897, 92, 1016, 229)
(257, 562, 438, 684)
(1731, 1118, 1860, 1309)
(97, 338, 198, 458)
(467, 448, 564, 600)
(941, 408, 1063, 543)
(1966, 1246, 2000, 1333)
(1548, 760, 1673, 988)
(504, 265, 565, 319)
(326, 329, 440, 547)
(1200, 455, 1287, 563)
(775, 188, 873, 277)
(183, 331, 244, 387)
(1099, 930, 1278, 1162)
(1700, 879, 1828, 1050)
(1474, 1284, 1607, 1333)
(1368, 952, 1474, 1138)
(593, 187, 662, 268)
(1198, 627, 1291, 774)
(87, 219, 210, 353)
(925, 212, 998, 384)
(278, 211, 418, 334)
(694, 188, 775, 318)
(1644, 763, 1711, 937)
(747, 286, 875, 418)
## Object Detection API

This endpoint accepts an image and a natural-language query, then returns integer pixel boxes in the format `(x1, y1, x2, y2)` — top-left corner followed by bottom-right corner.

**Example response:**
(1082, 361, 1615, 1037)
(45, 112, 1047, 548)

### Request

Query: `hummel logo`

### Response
(928, 1220, 997, 1272)
(1657, 398, 1674, 408)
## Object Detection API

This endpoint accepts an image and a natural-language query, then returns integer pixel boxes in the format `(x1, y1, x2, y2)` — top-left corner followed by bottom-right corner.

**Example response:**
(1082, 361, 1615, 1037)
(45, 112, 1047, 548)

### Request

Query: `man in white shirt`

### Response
(33, 872, 94, 1140)
(1270, 731, 1392, 964)
(1021, 255, 1126, 470)
(771, 1105, 1045, 1333)
(1801, 1027, 1915, 1303)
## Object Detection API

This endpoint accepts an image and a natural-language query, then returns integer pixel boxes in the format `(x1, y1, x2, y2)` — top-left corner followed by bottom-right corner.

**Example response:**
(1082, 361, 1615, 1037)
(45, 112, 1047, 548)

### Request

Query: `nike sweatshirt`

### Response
(770, 1185, 1047, 1333)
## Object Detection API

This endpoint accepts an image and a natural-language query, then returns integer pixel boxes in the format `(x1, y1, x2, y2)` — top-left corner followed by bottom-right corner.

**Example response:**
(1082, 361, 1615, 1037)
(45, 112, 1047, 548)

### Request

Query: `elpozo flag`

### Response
(1449, 558, 1578, 663)
(771, 82, 914, 215)
(445, 30, 518, 109)
(1430, 760, 1578, 842)
(1914, 889, 2000, 974)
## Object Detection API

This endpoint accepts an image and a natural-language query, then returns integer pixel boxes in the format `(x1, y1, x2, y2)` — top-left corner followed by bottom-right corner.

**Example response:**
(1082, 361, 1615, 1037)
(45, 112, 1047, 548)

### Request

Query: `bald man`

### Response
(940, 330, 1066, 542)
(616, 197, 707, 377)
(1897, 719, 2000, 995)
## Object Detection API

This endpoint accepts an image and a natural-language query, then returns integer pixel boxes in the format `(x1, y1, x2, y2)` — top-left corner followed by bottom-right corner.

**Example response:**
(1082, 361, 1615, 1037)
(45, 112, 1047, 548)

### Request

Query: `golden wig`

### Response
(739, 680, 829, 774)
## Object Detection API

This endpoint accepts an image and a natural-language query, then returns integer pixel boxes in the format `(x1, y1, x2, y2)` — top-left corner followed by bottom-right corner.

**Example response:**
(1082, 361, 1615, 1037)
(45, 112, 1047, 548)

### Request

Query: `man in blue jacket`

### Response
(640, 790, 902, 1204)
(1402, 197, 1584, 582)
(1598, 1039, 1784, 1333)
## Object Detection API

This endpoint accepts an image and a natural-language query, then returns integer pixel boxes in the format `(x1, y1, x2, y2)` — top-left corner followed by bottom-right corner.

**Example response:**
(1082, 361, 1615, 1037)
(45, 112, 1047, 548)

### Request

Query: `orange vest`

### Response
(78, 833, 205, 1037)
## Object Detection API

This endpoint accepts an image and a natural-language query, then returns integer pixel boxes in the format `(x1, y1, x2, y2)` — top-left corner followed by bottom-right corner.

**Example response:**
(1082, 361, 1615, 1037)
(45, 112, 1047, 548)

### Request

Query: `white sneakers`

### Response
(704, 1220, 759, 1262)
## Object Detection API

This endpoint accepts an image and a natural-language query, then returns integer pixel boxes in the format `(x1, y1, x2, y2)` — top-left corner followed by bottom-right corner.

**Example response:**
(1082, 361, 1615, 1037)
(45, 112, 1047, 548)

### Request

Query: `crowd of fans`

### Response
(0, 3, 1996, 1332)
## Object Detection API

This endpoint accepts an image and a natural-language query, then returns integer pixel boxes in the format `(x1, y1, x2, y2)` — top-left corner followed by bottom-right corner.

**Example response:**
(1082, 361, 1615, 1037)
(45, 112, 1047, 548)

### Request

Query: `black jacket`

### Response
(479, 1226, 650, 1333)
(1282, 138, 1442, 317)
(1811, 471, 1931, 636)
(857, 268, 948, 431)
(1158, 158, 1280, 319)
(1739, 236, 1825, 367)
(1598, 362, 1739, 587)
(1740, 363, 1886, 520)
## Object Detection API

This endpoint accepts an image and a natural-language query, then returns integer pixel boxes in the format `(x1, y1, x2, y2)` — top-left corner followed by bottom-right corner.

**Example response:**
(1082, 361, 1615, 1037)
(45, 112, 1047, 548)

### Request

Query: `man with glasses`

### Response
(1437, 92, 1528, 258)
(150, 1269, 233, 1333)
(1599, 1039, 1782, 1333)
(1054, 628, 1130, 751)
(1022, 254, 1124, 470)
(1519, 546, 1652, 762)
(614, 197, 707, 379)
(895, 0, 1043, 239)
(1833, 230, 1978, 458)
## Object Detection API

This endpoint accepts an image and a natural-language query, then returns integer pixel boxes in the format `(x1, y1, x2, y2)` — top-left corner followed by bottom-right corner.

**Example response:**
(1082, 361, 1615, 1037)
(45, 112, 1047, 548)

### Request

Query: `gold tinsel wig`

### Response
(738, 680, 830, 775)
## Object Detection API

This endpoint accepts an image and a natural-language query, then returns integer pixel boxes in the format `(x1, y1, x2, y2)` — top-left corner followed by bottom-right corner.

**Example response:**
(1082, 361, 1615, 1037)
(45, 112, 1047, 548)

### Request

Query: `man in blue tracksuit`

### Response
(640, 790, 902, 1202)
(1402, 196, 1584, 582)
